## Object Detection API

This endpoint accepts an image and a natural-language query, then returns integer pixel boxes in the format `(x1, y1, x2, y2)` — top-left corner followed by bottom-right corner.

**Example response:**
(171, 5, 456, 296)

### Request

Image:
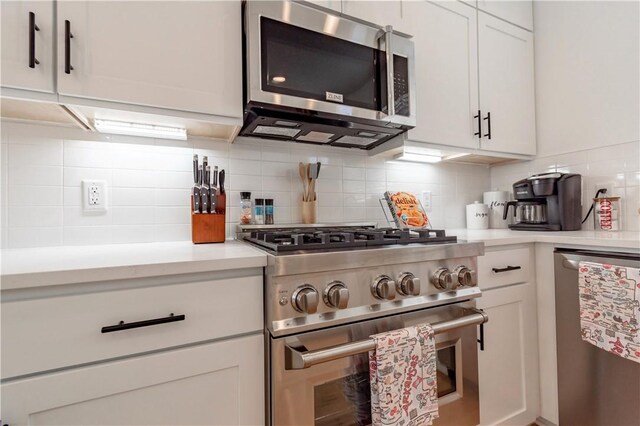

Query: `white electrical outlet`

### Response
(82, 180, 108, 212)
(422, 191, 432, 212)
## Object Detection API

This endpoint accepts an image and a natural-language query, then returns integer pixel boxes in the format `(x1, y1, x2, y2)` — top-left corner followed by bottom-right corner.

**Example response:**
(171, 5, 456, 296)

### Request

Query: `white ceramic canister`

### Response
(483, 190, 512, 228)
(466, 201, 489, 229)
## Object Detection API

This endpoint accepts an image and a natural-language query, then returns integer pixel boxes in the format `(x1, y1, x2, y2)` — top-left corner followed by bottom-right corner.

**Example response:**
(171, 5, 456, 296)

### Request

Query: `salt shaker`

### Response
(254, 198, 265, 225)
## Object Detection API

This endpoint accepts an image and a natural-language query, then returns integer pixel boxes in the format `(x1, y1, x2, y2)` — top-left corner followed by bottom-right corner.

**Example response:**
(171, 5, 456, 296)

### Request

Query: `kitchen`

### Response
(0, 0, 638, 425)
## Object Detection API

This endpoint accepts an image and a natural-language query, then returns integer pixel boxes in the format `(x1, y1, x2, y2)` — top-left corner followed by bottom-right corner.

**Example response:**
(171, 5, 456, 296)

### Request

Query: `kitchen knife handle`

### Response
(473, 110, 482, 139)
(483, 112, 492, 139)
(64, 20, 74, 74)
(29, 12, 40, 68)
(101, 313, 185, 333)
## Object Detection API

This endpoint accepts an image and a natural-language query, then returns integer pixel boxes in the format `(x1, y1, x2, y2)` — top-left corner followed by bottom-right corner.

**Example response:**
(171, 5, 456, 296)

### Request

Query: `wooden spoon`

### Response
(299, 162, 308, 201)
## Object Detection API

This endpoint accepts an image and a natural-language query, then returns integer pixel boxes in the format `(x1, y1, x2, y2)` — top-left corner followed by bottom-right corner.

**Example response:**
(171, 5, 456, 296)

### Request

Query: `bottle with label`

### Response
(265, 199, 274, 225)
(240, 192, 252, 224)
(254, 198, 265, 225)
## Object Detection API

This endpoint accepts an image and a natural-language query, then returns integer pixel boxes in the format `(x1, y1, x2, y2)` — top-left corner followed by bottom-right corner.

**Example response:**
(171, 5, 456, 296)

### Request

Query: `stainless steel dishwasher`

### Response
(554, 248, 640, 426)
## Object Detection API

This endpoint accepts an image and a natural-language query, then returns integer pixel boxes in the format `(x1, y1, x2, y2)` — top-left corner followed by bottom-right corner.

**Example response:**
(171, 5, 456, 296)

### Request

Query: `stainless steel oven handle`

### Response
(285, 308, 488, 370)
(562, 259, 580, 270)
(383, 25, 395, 119)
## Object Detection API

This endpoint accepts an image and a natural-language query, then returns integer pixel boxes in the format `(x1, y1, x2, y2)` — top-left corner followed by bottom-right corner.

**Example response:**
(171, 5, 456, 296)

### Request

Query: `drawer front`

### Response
(478, 246, 531, 290)
(1, 275, 263, 379)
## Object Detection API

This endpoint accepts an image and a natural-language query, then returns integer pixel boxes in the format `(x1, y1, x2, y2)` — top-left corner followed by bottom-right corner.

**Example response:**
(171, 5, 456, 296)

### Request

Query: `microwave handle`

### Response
(383, 25, 395, 118)
(285, 308, 488, 370)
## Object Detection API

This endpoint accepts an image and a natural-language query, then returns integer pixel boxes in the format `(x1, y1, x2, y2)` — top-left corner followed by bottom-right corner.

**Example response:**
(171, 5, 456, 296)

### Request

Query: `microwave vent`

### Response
(296, 131, 334, 143)
(253, 125, 301, 138)
(335, 135, 380, 147)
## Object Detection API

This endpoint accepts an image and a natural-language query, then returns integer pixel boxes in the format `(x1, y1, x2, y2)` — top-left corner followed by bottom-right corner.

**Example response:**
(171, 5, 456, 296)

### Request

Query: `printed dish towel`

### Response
(578, 261, 640, 363)
(369, 324, 439, 426)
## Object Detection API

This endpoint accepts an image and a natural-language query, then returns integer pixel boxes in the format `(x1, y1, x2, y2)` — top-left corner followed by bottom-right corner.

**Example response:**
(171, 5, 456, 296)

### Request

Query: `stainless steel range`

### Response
(239, 224, 488, 426)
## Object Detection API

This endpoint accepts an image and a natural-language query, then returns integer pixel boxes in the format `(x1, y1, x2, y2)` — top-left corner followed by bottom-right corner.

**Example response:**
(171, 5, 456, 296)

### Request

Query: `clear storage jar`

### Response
(593, 196, 621, 231)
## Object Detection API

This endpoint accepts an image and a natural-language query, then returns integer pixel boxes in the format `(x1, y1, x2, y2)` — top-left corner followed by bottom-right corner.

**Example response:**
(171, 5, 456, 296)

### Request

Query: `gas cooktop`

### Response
(242, 225, 457, 254)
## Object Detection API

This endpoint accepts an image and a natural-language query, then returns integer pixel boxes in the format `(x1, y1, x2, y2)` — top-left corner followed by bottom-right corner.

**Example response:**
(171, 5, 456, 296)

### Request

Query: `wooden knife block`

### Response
(191, 196, 225, 244)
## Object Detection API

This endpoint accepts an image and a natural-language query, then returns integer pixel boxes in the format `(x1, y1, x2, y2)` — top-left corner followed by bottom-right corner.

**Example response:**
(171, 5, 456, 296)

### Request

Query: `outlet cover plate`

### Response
(82, 180, 108, 212)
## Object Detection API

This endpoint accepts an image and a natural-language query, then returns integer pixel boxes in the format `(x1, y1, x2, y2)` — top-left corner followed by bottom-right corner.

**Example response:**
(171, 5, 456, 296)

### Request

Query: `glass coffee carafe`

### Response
(504, 201, 547, 224)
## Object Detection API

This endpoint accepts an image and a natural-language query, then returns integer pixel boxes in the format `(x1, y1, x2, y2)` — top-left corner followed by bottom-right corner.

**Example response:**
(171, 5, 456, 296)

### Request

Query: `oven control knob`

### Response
(397, 273, 421, 296)
(453, 266, 478, 288)
(291, 285, 319, 314)
(323, 281, 350, 309)
(371, 275, 396, 300)
(431, 267, 454, 290)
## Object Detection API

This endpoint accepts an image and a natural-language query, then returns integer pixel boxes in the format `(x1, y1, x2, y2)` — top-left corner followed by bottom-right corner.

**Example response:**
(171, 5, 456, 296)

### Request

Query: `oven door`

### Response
(244, 0, 415, 128)
(269, 303, 485, 426)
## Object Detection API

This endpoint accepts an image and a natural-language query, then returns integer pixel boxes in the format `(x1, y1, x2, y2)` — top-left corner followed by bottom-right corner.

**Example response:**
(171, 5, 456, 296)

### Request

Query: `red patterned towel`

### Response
(369, 324, 439, 426)
(579, 261, 640, 363)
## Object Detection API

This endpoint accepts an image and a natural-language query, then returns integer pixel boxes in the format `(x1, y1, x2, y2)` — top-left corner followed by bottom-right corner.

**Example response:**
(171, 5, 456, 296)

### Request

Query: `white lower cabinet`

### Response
(1, 334, 264, 426)
(476, 282, 540, 426)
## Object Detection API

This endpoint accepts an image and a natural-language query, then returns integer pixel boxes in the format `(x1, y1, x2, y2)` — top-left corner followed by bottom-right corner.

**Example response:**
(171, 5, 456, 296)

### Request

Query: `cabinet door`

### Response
(478, 0, 533, 31)
(0, 0, 55, 92)
(56, 1, 242, 118)
(342, 1, 403, 31)
(478, 12, 536, 155)
(404, 1, 480, 150)
(476, 283, 540, 426)
(1, 334, 264, 426)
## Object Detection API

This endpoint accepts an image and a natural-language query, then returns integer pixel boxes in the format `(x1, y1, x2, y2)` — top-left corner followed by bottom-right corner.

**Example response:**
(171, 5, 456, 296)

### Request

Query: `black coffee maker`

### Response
(503, 173, 582, 231)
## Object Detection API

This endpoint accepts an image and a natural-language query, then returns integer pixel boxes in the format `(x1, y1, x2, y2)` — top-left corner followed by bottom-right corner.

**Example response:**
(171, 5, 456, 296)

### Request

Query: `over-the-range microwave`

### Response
(240, 0, 416, 150)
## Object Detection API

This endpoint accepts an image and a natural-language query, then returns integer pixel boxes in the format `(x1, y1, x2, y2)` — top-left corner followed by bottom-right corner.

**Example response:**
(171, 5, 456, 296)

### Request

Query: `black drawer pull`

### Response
(64, 20, 74, 74)
(473, 109, 482, 139)
(483, 112, 492, 139)
(29, 12, 40, 68)
(492, 265, 522, 273)
(101, 313, 185, 333)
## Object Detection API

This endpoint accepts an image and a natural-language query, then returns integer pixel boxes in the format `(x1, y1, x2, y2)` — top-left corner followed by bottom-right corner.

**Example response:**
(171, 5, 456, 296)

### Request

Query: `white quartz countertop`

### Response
(1, 240, 267, 290)
(450, 228, 640, 250)
(2, 230, 638, 291)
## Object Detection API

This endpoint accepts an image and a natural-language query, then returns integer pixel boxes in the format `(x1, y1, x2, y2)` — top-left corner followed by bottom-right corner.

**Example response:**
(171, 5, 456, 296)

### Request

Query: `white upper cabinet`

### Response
(478, 0, 533, 31)
(342, 0, 404, 31)
(404, 1, 479, 150)
(56, 1, 242, 118)
(478, 12, 536, 155)
(1, 0, 55, 93)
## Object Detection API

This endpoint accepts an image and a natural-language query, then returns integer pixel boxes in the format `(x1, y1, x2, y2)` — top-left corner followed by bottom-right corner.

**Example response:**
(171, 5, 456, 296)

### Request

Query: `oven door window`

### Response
(260, 17, 384, 111)
(309, 345, 458, 426)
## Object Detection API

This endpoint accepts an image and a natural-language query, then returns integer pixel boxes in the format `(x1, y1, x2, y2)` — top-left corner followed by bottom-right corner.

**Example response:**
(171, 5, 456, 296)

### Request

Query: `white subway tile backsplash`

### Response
(9, 185, 62, 206)
(1, 121, 499, 247)
(113, 169, 156, 188)
(63, 207, 111, 226)
(9, 226, 62, 248)
(9, 206, 63, 227)
(112, 207, 149, 225)
(9, 142, 62, 166)
(12, 165, 63, 187)
(63, 167, 111, 187)
(343, 180, 366, 194)
(112, 188, 155, 206)
(64, 146, 112, 168)
(63, 226, 111, 246)
(343, 167, 365, 181)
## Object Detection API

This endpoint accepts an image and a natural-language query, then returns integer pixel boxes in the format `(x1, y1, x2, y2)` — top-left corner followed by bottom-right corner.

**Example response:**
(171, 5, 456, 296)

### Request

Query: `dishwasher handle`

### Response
(562, 259, 580, 270)
(285, 308, 488, 370)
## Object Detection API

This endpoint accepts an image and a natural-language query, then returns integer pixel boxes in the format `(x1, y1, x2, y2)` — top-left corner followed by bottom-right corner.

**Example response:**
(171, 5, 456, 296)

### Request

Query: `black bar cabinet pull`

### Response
(64, 20, 74, 74)
(29, 12, 40, 68)
(483, 112, 492, 139)
(473, 109, 482, 139)
(492, 265, 521, 273)
(101, 313, 185, 333)
(477, 323, 485, 351)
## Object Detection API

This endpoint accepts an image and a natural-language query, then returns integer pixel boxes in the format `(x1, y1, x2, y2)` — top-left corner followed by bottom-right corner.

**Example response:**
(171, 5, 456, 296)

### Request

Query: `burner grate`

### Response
(244, 226, 457, 254)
